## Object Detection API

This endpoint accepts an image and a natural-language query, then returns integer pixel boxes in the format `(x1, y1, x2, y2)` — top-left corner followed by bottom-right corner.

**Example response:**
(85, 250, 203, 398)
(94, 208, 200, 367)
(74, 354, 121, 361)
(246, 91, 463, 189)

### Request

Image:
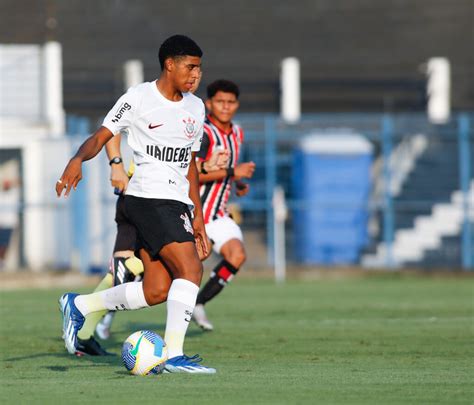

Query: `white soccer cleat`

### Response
(192, 304, 214, 331)
(95, 311, 115, 340)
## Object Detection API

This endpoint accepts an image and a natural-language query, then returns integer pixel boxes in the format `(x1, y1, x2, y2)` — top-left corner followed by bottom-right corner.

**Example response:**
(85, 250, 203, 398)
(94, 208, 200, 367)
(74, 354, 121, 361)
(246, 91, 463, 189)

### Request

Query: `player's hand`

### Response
(235, 181, 249, 197)
(55, 157, 82, 197)
(110, 164, 129, 193)
(196, 234, 212, 261)
(193, 217, 210, 260)
(215, 149, 230, 169)
(205, 149, 230, 171)
(234, 162, 256, 180)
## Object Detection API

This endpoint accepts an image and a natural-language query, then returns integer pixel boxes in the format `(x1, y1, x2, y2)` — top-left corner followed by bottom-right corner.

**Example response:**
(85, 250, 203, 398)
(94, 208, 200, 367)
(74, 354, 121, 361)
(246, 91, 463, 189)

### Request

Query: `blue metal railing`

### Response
(458, 114, 473, 269)
(62, 112, 473, 271)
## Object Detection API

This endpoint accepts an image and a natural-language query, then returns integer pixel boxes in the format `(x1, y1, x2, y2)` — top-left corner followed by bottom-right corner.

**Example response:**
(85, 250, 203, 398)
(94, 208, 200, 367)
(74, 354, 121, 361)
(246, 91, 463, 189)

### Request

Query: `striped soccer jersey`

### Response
(197, 116, 244, 224)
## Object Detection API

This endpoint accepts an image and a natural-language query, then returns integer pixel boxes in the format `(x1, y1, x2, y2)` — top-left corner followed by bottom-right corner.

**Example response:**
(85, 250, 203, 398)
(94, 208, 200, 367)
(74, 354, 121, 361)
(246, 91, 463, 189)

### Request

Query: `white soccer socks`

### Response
(74, 278, 199, 359)
(164, 278, 199, 359)
(74, 282, 149, 316)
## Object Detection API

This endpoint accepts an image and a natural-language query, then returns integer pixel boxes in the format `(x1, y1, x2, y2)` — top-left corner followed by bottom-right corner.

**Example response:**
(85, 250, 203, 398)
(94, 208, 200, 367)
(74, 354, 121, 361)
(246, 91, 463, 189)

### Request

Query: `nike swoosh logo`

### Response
(130, 334, 144, 356)
(148, 123, 164, 129)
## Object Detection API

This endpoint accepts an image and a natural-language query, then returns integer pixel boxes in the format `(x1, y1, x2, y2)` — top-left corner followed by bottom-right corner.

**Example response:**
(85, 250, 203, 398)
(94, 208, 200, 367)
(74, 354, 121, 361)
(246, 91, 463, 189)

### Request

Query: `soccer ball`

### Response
(121, 330, 168, 375)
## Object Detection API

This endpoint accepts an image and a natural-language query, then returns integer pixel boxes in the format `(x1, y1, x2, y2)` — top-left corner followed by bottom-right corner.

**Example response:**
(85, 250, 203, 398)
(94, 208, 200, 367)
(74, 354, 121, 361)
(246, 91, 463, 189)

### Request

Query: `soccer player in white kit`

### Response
(56, 35, 215, 373)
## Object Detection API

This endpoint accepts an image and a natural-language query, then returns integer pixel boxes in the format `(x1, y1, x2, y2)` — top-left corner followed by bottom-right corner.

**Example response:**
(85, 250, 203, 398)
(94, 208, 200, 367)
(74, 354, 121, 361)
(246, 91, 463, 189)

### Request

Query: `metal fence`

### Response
(0, 112, 472, 273)
(234, 112, 473, 270)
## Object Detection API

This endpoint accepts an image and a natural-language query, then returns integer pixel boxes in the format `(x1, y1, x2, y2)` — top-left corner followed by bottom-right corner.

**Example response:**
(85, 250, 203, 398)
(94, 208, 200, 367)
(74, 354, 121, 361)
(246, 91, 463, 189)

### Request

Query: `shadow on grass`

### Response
(4, 347, 121, 369)
(4, 322, 210, 366)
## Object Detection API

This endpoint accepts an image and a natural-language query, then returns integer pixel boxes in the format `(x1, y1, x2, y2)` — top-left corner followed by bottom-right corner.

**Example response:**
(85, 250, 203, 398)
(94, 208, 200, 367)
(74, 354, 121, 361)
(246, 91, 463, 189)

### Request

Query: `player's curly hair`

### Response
(158, 35, 203, 70)
(207, 80, 240, 99)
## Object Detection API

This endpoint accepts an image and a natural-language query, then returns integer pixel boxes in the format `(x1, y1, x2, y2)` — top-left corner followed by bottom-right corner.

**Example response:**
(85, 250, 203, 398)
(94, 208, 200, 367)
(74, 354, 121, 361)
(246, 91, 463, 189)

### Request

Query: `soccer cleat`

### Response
(192, 304, 214, 331)
(95, 311, 116, 340)
(164, 354, 216, 374)
(76, 336, 114, 356)
(59, 293, 85, 355)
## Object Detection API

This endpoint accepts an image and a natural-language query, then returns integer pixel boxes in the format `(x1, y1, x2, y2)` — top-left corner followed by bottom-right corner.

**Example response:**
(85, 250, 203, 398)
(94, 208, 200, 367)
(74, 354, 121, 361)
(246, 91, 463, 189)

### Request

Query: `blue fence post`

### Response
(458, 114, 473, 270)
(265, 115, 277, 266)
(382, 114, 395, 268)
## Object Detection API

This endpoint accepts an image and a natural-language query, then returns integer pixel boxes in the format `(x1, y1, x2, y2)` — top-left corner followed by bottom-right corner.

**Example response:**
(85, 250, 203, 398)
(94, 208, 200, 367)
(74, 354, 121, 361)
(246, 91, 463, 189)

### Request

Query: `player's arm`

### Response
(196, 131, 255, 182)
(187, 154, 210, 259)
(56, 126, 114, 197)
(199, 161, 256, 183)
(105, 133, 129, 193)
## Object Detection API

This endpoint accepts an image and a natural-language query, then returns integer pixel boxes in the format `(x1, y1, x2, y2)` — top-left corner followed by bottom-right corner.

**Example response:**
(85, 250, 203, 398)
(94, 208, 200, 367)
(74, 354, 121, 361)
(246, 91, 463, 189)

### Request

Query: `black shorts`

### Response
(124, 195, 195, 259)
(113, 194, 137, 253)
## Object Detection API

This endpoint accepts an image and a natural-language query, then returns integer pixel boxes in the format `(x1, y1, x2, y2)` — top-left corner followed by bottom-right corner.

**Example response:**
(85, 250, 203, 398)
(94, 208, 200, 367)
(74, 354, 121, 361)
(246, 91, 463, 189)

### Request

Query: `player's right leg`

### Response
(59, 277, 148, 355)
(194, 216, 245, 331)
(86, 194, 144, 345)
(59, 241, 170, 355)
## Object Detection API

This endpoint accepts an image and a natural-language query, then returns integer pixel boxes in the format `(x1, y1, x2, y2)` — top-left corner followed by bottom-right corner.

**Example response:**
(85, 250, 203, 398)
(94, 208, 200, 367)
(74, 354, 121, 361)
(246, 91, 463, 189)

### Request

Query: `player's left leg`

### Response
(155, 241, 215, 373)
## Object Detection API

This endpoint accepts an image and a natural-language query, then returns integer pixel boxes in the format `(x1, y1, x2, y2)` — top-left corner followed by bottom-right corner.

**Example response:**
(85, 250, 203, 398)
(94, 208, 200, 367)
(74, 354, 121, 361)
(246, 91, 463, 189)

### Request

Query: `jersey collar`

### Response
(151, 80, 186, 107)
(206, 114, 234, 135)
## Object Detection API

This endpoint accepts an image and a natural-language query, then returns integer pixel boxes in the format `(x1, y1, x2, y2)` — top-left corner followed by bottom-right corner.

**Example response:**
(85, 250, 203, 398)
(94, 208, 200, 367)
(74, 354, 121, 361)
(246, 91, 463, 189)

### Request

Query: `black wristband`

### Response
(226, 167, 235, 177)
(109, 156, 123, 166)
(201, 163, 208, 174)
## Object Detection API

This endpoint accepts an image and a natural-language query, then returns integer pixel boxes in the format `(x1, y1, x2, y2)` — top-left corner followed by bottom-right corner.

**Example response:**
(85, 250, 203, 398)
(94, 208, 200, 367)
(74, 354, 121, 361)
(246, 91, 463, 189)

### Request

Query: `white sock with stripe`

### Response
(74, 282, 149, 315)
(164, 278, 199, 359)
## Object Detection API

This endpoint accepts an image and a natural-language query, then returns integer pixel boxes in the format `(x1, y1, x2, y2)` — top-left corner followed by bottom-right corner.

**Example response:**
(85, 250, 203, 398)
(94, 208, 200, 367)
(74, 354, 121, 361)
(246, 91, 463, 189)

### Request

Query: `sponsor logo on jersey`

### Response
(146, 145, 191, 163)
(183, 117, 196, 139)
(180, 213, 194, 235)
(111, 102, 132, 123)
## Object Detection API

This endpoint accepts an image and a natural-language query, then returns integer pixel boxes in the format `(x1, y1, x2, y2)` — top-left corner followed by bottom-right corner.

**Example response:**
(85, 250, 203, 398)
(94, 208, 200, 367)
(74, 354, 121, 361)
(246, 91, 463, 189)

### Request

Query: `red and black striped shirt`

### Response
(197, 116, 244, 224)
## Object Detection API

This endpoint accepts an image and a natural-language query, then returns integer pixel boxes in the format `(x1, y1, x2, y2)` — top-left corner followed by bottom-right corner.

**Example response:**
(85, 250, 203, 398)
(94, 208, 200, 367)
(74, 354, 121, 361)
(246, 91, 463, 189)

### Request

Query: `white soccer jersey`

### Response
(102, 81, 204, 207)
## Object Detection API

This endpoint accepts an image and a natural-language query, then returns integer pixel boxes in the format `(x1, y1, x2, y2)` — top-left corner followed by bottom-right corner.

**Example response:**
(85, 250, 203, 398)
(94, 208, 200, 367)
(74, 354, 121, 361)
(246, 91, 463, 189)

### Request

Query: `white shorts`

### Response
(205, 216, 243, 254)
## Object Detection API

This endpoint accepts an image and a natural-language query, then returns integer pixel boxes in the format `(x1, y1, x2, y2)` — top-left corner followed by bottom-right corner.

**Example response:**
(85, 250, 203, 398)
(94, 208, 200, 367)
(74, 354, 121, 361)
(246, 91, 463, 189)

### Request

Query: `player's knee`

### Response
(143, 284, 168, 306)
(183, 259, 203, 277)
(177, 259, 203, 284)
(227, 247, 246, 268)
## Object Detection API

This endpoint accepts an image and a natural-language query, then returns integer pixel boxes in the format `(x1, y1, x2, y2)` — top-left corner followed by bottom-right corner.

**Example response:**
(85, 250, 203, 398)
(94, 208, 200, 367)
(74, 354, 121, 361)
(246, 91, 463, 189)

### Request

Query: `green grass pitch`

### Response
(1, 274, 473, 404)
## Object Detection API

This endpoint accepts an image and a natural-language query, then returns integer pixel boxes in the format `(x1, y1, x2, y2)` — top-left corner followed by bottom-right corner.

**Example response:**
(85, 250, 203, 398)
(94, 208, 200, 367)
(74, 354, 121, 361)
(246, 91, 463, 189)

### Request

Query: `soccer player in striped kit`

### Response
(193, 80, 255, 331)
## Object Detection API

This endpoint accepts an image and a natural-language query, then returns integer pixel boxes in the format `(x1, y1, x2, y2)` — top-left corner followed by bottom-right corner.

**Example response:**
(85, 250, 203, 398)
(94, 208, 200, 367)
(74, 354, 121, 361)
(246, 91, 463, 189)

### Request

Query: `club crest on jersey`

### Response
(183, 117, 196, 139)
(180, 213, 193, 234)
